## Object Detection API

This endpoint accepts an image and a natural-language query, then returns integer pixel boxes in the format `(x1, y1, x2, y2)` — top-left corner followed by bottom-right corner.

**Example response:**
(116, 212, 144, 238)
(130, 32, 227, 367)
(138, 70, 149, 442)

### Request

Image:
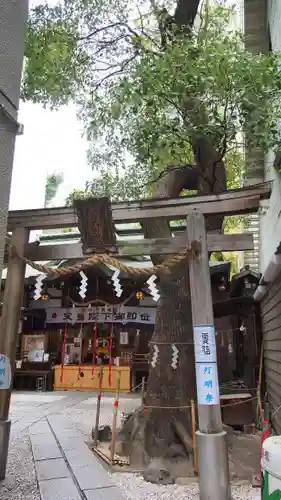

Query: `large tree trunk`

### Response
(116, 0, 228, 464)
(116, 156, 226, 464)
(142, 147, 226, 459)
(142, 165, 197, 458)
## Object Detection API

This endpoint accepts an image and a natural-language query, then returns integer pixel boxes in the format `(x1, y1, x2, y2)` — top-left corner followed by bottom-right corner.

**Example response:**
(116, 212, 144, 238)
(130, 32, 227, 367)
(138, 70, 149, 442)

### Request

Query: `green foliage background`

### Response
(23, 0, 281, 270)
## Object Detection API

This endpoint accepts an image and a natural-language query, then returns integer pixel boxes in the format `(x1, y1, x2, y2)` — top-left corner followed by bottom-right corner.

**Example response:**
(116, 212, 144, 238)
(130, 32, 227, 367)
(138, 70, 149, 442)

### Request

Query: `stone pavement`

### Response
(8, 392, 136, 500)
(3, 393, 261, 500)
(9, 391, 138, 436)
(29, 407, 126, 500)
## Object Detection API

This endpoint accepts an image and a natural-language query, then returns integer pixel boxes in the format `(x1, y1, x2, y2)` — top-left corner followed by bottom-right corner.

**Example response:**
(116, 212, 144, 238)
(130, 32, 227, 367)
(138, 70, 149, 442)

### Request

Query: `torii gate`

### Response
(0, 181, 271, 500)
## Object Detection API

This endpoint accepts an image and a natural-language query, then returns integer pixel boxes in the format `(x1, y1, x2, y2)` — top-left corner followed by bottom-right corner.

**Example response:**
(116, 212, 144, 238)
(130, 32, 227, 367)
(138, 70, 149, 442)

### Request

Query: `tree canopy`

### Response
(23, 0, 281, 203)
(44, 171, 64, 207)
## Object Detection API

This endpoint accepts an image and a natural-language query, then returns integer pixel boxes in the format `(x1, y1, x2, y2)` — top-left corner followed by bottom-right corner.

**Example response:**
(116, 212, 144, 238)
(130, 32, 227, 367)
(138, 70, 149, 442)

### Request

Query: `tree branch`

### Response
(174, 0, 200, 29)
(94, 55, 136, 89)
(79, 22, 125, 41)
(139, 163, 197, 191)
(142, 163, 200, 265)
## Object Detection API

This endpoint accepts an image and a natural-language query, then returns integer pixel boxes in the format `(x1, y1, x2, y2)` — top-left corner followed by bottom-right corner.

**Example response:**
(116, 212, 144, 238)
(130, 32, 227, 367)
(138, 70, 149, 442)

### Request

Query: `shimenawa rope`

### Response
(5, 235, 199, 278)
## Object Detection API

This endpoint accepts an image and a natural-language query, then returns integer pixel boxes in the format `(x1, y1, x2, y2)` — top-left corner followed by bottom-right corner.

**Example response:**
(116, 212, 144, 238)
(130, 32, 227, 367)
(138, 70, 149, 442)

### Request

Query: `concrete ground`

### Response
(0, 391, 261, 500)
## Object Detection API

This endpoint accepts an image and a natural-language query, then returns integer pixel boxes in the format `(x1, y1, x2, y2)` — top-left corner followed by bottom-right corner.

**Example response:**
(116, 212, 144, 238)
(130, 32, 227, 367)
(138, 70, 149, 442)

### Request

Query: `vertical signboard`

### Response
(194, 325, 219, 405)
(0, 354, 11, 389)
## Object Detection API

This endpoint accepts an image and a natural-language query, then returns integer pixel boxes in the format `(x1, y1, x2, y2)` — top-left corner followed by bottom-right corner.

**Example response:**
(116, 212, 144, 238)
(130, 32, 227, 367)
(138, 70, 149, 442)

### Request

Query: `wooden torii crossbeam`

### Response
(6, 181, 271, 261)
(23, 232, 254, 261)
(8, 181, 270, 230)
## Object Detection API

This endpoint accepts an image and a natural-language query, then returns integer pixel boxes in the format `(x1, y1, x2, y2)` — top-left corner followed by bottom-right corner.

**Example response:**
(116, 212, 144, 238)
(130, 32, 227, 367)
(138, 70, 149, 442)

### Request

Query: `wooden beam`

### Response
(7, 182, 271, 230)
(112, 195, 261, 222)
(206, 233, 253, 252)
(23, 233, 253, 261)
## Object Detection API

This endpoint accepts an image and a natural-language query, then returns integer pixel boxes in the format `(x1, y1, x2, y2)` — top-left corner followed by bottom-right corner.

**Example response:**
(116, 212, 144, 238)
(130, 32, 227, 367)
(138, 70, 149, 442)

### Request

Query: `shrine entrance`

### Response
(0, 181, 271, 499)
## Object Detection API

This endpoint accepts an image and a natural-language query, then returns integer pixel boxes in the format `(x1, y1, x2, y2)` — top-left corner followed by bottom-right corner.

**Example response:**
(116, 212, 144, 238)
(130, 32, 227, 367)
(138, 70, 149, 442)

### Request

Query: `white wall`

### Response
(259, 0, 281, 274)
(268, 0, 281, 50)
(260, 152, 281, 273)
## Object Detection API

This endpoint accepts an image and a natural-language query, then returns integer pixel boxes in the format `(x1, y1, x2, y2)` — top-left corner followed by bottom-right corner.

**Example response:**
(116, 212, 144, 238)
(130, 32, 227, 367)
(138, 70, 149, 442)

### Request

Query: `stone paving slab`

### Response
(30, 433, 55, 446)
(64, 448, 97, 468)
(47, 414, 76, 430)
(39, 477, 81, 500)
(55, 435, 86, 451)
(29, 420, 51, 435)
(84, 486, 126, 500)
(71, 465, 113, 491)
(38, 414, 127, 500)
(30, 422, 62, 461)
(35, 458, 70, 481)
(48, 418, 114, 489)
(32, 443, 62, 461)
(13, 416, 46, 432)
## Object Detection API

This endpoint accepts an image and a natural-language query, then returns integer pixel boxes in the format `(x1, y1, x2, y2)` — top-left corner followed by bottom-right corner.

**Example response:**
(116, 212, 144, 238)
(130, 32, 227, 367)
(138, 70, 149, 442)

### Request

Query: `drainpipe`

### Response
(253, 285, 268, 302)
(253, 253, 281, 302)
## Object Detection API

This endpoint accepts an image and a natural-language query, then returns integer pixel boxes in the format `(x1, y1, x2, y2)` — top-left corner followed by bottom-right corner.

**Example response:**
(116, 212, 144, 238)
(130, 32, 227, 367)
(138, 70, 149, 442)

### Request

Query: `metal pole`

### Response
(110, 371, 121, 464)
(0, 228, 28, 479)
(93, 367, 103, 446)
(187, 214, 230, 500)
(0, 0, 29, 284)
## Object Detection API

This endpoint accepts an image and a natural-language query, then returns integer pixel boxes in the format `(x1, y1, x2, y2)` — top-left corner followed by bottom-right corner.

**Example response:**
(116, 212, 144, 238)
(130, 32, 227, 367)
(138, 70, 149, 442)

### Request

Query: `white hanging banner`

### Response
(146, 275, 160, 302)
(195, 362, 220, 405)
(151, 345, 159, 368)
(79, 271, 88, 299)
(194, 325, 217, 363)
(111, 268, 123, 297)
(171, 344, 179, 370)
(46, 306, 156, 325)
(33, 274, 46, 301)
(0, 354, 12, 390)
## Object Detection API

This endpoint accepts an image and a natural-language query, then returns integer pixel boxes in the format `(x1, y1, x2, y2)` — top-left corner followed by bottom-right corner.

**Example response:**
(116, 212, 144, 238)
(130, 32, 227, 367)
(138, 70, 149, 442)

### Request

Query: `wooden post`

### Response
(110, 371, 121, 464)
(93, 367, 103, 446)
(256, 340, 264, 422)
(141, 376, 146, 406)
(187, 214, 230, 500)
(190, 399, 198, 475)
(0, 228, 29, 479)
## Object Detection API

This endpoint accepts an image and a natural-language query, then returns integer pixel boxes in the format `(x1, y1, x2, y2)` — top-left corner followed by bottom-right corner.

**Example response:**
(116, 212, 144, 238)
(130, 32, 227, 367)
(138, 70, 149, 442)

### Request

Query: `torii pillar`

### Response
(0, 228, 28, 479)
(0, 0, 29, 479)
(0, 0, 29, 281)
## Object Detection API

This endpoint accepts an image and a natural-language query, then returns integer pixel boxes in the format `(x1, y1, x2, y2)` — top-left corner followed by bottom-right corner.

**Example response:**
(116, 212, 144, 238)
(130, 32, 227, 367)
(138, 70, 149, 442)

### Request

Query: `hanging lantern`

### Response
(217, 277, 226, 292)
